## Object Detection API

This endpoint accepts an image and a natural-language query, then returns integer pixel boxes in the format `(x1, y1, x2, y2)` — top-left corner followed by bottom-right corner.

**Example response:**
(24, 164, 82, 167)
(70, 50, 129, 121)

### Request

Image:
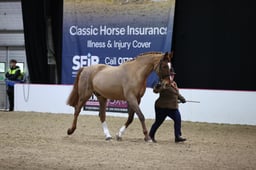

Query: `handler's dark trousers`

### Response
(7, 86, 14, 111)
(149, 107, 182, 140)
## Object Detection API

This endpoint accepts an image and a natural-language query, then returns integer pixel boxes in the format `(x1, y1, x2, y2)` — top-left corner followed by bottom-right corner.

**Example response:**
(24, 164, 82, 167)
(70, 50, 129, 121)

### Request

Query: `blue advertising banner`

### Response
(62, 0, 176, 112)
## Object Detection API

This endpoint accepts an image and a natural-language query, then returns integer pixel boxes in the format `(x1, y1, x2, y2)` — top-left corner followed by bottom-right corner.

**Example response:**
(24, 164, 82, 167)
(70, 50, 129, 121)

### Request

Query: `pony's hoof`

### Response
(105, 136, 113, 141)
(144, 137, 153, 142)
(116, 134, 122, 141)
(67, 128, 74, 135)
(146, 139, 153, 143)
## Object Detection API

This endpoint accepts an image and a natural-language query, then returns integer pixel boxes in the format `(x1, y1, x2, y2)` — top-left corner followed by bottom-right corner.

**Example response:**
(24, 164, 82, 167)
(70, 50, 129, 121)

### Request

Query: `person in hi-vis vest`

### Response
(5, 59, 21, 111)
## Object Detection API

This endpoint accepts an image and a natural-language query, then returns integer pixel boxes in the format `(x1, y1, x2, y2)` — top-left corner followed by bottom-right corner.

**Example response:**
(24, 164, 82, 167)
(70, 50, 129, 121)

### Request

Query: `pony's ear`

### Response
(163, 52, 168, 61)
(163, 51, 173, 62)
(168, 51, 174, 61)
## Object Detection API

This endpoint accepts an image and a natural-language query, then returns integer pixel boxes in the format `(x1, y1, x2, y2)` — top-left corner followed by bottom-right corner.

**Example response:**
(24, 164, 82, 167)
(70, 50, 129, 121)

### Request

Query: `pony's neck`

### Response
(136, 54, 161, 79)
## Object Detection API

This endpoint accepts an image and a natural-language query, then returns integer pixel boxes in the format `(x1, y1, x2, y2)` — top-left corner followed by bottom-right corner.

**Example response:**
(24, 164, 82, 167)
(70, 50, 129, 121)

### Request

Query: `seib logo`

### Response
(72, 53, 100, 70)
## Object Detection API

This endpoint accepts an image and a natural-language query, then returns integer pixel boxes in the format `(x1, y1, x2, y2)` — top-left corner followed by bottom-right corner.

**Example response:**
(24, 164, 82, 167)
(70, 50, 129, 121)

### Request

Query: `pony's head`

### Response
(154, 52, 173, 85)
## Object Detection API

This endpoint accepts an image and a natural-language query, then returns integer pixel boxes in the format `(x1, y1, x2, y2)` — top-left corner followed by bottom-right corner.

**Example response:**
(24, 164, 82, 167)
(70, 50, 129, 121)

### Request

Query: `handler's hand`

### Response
(155, 83, 161, 89)
(180, 99, 186, 103)
(153, 83, 162, 93)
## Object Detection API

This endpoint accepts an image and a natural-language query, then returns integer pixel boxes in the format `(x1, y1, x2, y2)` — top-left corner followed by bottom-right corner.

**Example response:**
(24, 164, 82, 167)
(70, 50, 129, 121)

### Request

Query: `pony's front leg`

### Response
(98, 96, 112, 140)
(116, 107, 135, 141)
(127, 97, 152, 142)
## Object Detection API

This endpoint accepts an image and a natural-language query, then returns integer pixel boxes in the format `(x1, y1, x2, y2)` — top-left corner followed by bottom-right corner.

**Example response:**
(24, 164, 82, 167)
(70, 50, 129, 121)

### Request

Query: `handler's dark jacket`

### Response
(154, 81, 186, 109)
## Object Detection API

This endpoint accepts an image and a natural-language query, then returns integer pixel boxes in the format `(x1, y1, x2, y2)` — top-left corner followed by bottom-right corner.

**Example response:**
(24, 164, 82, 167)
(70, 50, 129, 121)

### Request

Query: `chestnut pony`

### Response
(67, 52, 172, 141)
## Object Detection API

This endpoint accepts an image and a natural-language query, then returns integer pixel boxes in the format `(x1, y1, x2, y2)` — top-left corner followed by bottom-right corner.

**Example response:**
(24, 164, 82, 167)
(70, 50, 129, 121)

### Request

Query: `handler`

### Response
(149, 67, 187, 143)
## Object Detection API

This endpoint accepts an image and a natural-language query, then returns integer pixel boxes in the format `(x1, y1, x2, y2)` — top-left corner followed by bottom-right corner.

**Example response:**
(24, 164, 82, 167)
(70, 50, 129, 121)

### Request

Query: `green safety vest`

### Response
(8, 68, 24, 80)
(8, 67, 20, 74)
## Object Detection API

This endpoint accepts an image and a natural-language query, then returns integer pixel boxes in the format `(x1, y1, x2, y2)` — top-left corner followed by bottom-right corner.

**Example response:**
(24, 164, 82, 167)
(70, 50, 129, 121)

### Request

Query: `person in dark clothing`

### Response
(5, 59, 21, 111)
(149, 67, 187, 143)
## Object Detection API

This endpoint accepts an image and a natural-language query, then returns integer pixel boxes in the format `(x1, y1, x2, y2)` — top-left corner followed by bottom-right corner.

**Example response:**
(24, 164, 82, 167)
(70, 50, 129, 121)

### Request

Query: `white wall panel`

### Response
(0, 33, 24, 46)
(0, 1, 23, 30)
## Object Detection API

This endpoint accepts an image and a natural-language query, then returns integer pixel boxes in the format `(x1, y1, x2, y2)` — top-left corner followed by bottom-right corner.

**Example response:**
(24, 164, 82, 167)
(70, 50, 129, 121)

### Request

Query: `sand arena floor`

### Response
(0, 111, 256, 170)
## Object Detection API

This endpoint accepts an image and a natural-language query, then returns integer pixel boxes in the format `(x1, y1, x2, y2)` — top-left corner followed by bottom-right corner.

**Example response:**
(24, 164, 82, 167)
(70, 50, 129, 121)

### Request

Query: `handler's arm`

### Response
(178, 94, 186, 103)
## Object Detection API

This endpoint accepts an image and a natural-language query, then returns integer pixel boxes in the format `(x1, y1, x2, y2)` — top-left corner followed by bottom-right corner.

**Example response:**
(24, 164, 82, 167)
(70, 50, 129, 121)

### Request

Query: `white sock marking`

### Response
(118, 125, 126, 137)
(102, 121, 112, 138)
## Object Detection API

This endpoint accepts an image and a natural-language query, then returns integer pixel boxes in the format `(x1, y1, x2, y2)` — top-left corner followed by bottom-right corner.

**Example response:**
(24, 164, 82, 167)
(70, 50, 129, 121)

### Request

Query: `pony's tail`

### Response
(67, 68, 83, 107)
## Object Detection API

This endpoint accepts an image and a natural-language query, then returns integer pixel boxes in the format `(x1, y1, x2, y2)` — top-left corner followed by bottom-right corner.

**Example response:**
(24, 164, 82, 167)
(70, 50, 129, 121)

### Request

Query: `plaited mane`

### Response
(137, 51, 163, 57)
(123, 51, 163, 64)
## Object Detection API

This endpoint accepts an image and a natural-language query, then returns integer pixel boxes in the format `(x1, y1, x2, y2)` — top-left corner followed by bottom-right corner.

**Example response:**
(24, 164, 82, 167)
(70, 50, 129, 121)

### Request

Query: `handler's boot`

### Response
(175, 136, 186, 143)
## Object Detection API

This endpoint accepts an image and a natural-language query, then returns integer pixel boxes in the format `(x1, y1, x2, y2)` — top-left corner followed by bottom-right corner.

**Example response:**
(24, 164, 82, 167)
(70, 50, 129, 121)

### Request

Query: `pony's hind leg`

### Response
(98, 96, 112, 140)
(67, 94, 91, 135)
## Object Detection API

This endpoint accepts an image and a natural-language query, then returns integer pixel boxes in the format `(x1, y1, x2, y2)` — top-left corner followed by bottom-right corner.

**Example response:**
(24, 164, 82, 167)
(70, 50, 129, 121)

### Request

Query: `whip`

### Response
(178, 100, 200, 104)
(186, 100, 200, 103)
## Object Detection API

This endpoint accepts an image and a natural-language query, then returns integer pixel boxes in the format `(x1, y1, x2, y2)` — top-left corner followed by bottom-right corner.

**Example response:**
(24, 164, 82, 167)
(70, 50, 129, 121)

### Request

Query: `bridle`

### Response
(155, 58, 171, 81)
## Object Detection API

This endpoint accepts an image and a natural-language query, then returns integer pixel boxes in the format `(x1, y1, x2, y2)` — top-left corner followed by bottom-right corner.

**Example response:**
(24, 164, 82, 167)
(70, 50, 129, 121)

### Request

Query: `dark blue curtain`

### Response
(21, 0, 63, 83)
(172, 0, 256, 90)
